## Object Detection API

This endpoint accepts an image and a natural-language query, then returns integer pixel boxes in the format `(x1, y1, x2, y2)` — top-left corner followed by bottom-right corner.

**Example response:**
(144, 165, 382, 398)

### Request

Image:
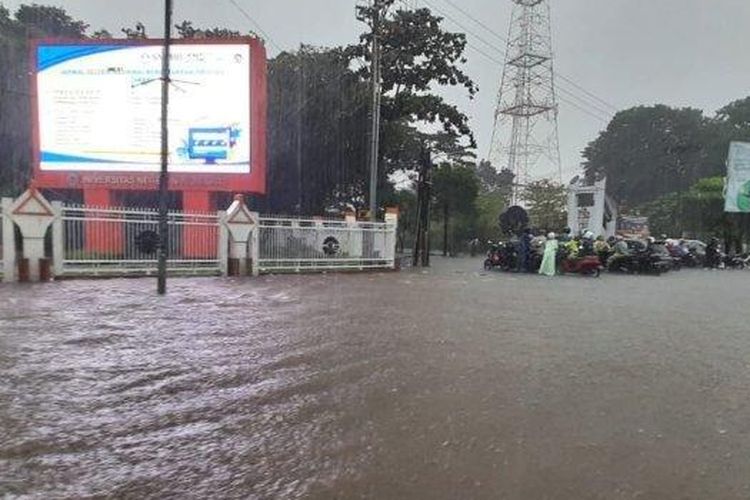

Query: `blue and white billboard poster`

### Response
(725, 141, 750, 213)
(36, 42, 251, 174)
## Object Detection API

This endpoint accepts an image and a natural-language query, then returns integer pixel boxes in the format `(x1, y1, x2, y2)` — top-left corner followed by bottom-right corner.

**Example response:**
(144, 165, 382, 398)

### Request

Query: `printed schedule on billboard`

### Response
(36, 43, 251, 173)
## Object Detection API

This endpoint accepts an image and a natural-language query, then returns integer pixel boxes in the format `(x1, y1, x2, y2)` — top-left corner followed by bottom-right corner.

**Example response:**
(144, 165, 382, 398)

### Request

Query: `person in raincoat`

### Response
(539, 232, 558, 276)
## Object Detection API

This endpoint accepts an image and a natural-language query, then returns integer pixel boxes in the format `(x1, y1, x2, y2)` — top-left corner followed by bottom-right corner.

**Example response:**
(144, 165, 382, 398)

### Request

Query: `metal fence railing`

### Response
(256, 216, 396, 272)
(61, 205, 220, 276)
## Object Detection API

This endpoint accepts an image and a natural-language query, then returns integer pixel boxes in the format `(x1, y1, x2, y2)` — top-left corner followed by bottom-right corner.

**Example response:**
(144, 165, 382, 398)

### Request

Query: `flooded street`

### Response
(1, 259, 750, 499)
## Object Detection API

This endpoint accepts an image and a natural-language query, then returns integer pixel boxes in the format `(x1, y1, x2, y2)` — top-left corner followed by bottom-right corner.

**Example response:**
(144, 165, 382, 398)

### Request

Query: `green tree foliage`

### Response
(175, 21, 244, 39)
(348, 2, 477, 172)
(523, 179, 567, 232)
(0, 4, 90, 196)
(469, 160, 514, 243)
(91, 29, 113, 39)
(472, 159, 514, 196)
(640, 177, 749, 247)
(266, 46, 370, 214)
(717, 97, 750, 138)
(582, 105, 723, 207)
(432, 163, 479, 255)
(474, 192, 509, 243)
(121, 22, 147, 39)
(15, 4, 88, 37)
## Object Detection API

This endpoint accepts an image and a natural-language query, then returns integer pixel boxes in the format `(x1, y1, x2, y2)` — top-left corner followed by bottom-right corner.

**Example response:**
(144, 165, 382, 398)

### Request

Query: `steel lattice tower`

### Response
(489, 0, 561, 204)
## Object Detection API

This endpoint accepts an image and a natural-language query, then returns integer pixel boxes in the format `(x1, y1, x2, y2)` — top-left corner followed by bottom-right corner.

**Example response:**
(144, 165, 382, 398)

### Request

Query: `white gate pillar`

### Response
(385, 207, 399, 269)
(2, 197, 15, 283)
(51, 201, 64, 278)
(222, 195, 258, 277)
(8, 189, 56, 282)
(218, 210, 229, 276)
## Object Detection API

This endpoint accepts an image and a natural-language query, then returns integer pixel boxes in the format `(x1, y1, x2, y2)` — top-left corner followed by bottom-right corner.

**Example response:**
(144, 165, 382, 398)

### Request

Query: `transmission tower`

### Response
(488, 0, 561, 204)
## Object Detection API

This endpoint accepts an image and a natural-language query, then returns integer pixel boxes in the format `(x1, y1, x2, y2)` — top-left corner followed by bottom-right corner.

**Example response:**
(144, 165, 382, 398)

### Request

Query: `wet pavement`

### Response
(1, 258, 749, 499)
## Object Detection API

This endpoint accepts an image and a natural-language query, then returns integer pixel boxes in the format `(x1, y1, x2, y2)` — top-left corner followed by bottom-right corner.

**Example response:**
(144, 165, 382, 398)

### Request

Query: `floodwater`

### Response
(1, 259, 749, 499)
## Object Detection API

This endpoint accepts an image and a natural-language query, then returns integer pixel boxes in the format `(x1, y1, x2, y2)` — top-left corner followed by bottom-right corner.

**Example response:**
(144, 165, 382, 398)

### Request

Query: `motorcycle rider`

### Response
(517, 228, 533, 272)
(565, 234, 581, 259)
(580, 231, 595, 257)
(594, 235, 611, 261)
(705, 237, 721, 268)
(607, 235, 630, 270)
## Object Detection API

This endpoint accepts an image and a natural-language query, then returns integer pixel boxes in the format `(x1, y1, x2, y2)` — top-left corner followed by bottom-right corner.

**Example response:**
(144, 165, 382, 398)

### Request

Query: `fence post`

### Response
(218, 210, 228, 277)
(2, 198, 15, 283)
(250, 212, 260, 277)
(8, 189, 56, 282)
(223, 195, 256, 277)
(51, 201, 64, 278)
(385, 207, 399, 269)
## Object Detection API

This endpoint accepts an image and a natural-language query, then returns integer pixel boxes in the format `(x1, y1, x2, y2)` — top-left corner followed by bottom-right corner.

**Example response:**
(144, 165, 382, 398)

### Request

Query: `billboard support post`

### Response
(157, 0, 173, 295)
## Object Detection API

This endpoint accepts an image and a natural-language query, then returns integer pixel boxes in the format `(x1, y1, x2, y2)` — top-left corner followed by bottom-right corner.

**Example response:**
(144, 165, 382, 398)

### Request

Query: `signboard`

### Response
(725, 141, 750, 213)
(31, 39, 267, 193)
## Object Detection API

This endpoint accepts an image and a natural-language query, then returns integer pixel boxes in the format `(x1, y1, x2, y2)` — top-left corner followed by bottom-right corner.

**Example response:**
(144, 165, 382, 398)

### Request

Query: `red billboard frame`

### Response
(29, 37, 267, 196)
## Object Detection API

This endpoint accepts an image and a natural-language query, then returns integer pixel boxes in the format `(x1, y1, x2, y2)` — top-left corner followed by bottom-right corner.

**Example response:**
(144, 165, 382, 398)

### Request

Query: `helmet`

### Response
(547, 232, 556, 239)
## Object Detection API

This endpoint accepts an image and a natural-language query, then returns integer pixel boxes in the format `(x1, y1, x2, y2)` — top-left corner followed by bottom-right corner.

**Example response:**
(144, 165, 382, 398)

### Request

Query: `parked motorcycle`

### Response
(483, 241, 518, 271)
(724, 253, 749, 270)
(608, 249, 670, 275)
(560, 255, 603, 277)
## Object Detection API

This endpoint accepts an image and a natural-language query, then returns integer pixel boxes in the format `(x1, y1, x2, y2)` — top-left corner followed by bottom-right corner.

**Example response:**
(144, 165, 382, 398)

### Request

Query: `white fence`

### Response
(1, 193, 398, 280)
(61, 205, 221, 276)
(257, 216, 396, 272)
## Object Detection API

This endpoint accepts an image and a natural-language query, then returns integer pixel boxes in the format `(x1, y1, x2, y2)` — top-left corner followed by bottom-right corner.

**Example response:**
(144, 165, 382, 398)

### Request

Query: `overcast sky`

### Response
(6, 0, 750, 179)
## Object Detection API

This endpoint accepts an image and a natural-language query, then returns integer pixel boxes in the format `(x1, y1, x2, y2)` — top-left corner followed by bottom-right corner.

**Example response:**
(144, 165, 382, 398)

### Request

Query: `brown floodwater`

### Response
(1, 259, 749, 499)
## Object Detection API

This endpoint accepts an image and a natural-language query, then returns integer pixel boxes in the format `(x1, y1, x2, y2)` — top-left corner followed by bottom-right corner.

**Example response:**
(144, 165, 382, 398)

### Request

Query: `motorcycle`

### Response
(724, 253, 749, 270)
(560, 254, 603, 277)
(483, 241, 518, 271)
(607, 249, 670, 275)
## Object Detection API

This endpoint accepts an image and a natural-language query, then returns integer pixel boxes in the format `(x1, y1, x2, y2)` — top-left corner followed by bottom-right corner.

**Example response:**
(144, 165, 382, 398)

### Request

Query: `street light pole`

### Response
(368, 0, 382, 221)
(157, 0, 173, 295)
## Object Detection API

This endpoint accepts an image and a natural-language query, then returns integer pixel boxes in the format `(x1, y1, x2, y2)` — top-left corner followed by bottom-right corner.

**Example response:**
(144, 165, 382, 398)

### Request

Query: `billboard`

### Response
(725, 141, 750, 213)
(31, 39, 267, 193)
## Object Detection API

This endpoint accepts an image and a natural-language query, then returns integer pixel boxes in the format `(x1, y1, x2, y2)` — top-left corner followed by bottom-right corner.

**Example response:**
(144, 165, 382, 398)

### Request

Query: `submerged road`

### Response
(0, 259, 749, 499)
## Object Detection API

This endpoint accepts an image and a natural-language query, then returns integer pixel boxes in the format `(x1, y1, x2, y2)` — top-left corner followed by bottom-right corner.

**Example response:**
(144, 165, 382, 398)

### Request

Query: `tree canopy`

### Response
(523, 179, 567, 232)
(582, 105, 722, 208)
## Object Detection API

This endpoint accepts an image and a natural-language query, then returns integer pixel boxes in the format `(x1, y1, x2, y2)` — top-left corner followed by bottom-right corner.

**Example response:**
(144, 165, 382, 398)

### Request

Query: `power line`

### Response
(225, 0, 283, 52)
(436, 0, 619, 113)
(421, 0, 613, 123)
(460, 40, 611, 124)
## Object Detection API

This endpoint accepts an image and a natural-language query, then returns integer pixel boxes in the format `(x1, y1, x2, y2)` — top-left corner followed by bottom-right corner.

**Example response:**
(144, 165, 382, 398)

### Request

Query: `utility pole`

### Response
(368, 0, 383, 221)
(488, 0, 561, 205)
(157, 0, 173, 295)
(412, 146, 432, 267)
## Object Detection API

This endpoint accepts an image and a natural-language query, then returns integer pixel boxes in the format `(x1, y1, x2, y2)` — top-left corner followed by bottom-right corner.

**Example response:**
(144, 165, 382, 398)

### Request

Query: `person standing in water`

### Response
(539, 232, 558, 277)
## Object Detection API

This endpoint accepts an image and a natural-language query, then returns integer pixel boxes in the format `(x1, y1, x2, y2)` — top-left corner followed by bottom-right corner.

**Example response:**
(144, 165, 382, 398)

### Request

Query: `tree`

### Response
(91, 29, 113, 39)
(523, 179, 567, 232)
(175, 21, 244, 39)
(348, 3, 477, 186)
(717, 96, 750, 138)
(472, 159, 514, 196)
(266, 46, 370, 214)
(432, 163, 479, 255)
(640, 176, 748, 250)
(582, 105, 723, 207)
(0, 4, 89, 196)
(15, 4, 88, 37)
(474, 192, 509, 243)
(122, 22, 147, 39)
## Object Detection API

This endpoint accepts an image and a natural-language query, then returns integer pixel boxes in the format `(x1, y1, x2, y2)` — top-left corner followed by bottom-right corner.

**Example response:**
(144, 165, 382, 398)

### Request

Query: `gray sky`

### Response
(7, 0, 750, 179)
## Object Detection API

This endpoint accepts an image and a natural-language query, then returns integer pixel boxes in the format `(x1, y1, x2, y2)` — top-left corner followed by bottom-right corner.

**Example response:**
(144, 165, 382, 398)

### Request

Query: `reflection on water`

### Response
(1, 262, 750, 499)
